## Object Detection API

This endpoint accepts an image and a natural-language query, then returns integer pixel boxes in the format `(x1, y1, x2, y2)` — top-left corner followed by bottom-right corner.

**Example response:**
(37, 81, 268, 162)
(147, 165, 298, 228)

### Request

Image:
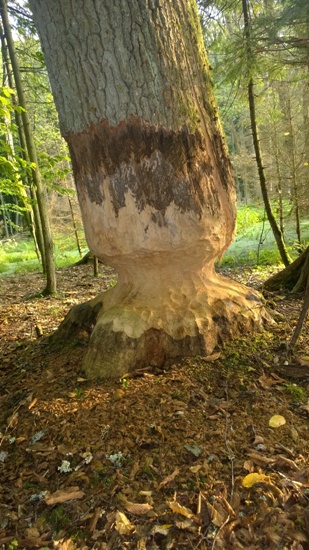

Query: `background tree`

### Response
(0, 0, 56, 293)
(199, 0, 309, 258)
(29, 0, 269, 379)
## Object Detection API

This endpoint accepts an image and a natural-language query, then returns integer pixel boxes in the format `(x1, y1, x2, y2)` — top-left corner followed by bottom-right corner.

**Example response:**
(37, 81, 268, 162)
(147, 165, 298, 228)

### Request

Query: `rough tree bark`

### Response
(29, 0, 270, 378)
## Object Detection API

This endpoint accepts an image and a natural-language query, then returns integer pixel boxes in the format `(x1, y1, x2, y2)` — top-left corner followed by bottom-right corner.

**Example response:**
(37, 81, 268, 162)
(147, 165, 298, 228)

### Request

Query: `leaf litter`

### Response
(0, 264, 308, 549)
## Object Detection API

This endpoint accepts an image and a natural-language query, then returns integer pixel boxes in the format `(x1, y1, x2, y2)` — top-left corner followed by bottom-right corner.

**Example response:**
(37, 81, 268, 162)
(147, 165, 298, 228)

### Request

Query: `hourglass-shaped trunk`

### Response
(29, 0, 270, 378)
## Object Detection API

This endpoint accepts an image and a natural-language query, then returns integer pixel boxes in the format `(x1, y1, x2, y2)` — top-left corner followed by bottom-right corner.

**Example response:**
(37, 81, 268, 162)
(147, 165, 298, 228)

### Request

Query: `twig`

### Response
(211, 515, 231, 550)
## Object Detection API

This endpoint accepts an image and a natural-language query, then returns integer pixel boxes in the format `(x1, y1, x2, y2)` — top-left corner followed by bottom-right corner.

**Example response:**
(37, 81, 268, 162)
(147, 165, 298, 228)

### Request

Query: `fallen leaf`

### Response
(158, 467, 179, 489)
(190, 464, 202, 474)
(203, 352, 221, 362)
(243, 459, 254, 472)
(115, 511, 135, 535)
(45, 486, 85, 505)
(175, 518, 197, 532)
(185, 443, 203, 457)
(269, 415, 286, 428)
(207, 502, 227, 527)
(124, 501, 153, 516)
(258, 373, 282, 389)
(248, 451, 274, 466)
(151, 524, 173, 536)
(169, 501, 194, 518)
(242, 473, 270, 488)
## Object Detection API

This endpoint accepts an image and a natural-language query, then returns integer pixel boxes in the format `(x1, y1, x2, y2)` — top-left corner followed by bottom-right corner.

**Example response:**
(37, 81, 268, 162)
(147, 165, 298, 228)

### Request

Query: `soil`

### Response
(0, 264, 308, 550)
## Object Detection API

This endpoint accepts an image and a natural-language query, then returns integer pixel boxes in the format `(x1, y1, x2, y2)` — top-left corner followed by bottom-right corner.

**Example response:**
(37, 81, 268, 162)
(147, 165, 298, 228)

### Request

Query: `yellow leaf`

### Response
(269, 415, 286, 428)
(242, 473, 270, 488)
(168, 501, 194, 518)
(115, 511, 135, 535)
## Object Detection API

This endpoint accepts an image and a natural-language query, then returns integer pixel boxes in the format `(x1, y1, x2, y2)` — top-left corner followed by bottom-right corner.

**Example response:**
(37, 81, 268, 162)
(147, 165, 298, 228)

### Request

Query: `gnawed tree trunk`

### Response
(264, 246, 309, 294)
(30, 0, 270, 378)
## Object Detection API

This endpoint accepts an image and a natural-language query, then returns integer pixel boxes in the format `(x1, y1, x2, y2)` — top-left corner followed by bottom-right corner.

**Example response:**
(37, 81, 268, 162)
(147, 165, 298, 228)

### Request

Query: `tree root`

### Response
(263, 247, 309, 293)
(49, 298, 103, 346)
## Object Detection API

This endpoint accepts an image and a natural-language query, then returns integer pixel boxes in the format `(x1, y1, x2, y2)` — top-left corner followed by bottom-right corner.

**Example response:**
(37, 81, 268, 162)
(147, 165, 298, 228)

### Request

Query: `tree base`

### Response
(51, 264, 271, 379)
(81, 269, 271, 379)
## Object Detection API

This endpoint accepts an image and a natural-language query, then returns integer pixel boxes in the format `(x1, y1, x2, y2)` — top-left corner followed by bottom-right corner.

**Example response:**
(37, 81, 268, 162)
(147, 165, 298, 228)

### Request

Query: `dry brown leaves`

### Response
(0, 265, 308, 549)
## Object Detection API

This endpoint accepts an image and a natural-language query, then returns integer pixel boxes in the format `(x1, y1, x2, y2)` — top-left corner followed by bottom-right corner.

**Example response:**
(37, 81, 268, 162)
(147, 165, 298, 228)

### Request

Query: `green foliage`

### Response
(0, 87, 33, 220)
(236, 205, 264, 233)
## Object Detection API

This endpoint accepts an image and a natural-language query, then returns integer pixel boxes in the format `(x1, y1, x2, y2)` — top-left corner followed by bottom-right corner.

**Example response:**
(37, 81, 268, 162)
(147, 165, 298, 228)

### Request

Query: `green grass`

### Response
(220, 204, 309, 267)
(0, 233, 88, 276)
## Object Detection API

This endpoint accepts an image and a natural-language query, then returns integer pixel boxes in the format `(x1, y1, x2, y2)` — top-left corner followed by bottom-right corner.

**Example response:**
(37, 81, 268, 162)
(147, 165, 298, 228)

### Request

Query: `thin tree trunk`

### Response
(68, 195, 82, 258)
(0, 192, 9, 238)
(242, 0, 291, 267)
(0, 0, 56, 293)
(93, 255, 99, 277)
(286, 95, 301, 249)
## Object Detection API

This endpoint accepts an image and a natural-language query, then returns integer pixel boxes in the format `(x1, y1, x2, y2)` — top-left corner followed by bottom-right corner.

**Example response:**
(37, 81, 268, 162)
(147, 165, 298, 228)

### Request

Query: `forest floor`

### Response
(0, 264, 308, 550)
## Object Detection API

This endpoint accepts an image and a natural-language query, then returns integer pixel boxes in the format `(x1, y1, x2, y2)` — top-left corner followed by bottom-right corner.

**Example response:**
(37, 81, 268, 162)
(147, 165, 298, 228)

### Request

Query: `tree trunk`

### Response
(68, 194, 82, 258)
(29, 0, 270, 378)
(0, 0, 56, 293)
(242, 0, 291, 267)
